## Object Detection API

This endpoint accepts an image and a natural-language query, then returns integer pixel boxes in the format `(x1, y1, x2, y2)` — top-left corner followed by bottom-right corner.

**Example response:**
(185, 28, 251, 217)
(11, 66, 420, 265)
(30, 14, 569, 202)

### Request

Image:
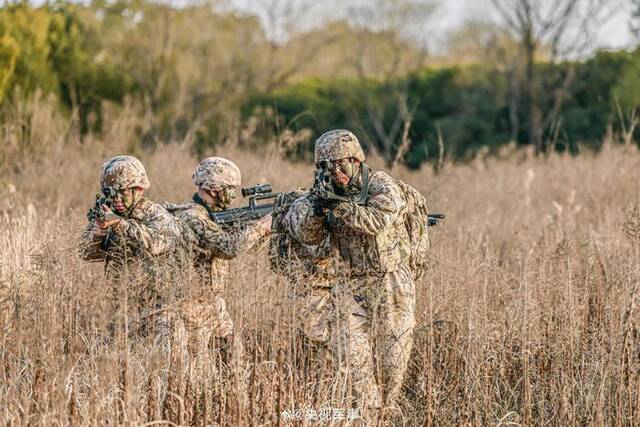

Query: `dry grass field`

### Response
(0, 100, 639, 425)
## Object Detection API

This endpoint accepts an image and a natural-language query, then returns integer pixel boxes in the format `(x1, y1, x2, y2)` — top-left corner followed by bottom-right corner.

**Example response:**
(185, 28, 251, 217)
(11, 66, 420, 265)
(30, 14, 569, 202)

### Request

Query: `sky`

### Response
(431, 0, 635, 51)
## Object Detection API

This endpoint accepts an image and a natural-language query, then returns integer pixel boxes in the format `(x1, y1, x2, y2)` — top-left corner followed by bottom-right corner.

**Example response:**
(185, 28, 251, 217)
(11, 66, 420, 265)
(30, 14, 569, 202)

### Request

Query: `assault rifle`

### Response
(87, 186, 120, 223)
(312, 164, 370, 212)
(87, 186, 121, 250)
(312, 164, 445, 227)
(208, 184, 279, 224)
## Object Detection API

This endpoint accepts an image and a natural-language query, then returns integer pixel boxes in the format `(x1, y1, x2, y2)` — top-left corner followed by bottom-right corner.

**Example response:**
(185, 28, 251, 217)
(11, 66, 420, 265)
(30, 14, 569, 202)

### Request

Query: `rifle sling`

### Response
(193, 193, 219, 222)
(354, 163, 370, 205)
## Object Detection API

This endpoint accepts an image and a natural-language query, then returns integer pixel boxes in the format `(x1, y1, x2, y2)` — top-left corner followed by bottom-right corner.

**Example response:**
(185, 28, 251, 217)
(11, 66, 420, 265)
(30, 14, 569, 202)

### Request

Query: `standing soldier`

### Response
(167, 157, 271, 365)
(80, 155, 187, 344)
(283, 130, 416, 412)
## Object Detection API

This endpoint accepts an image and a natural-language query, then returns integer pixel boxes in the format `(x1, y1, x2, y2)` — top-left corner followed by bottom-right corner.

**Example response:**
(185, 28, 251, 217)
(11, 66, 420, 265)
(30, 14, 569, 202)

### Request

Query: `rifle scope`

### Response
(102, 187, 118, 198)
(242, 184, 272, 197)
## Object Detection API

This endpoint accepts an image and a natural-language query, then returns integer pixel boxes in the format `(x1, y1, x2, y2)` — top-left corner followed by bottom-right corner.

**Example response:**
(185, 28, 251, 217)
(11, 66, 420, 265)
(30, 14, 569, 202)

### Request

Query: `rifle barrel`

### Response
(210, 201, 275, 224)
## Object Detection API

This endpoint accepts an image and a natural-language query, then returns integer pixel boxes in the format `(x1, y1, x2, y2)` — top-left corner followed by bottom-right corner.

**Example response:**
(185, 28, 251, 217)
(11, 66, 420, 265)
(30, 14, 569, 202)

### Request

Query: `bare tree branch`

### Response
(491, 0, 619, 152)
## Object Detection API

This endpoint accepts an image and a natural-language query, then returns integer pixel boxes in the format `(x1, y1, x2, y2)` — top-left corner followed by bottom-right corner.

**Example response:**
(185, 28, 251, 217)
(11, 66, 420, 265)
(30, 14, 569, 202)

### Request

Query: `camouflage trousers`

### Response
(168, 296, 246, 406)
(133, 296, 240, 363)
(132, 297, 245, 420)
(135, 306, 174, 349)
(174, 296, 236, 353)
(298, 266, 416, 409)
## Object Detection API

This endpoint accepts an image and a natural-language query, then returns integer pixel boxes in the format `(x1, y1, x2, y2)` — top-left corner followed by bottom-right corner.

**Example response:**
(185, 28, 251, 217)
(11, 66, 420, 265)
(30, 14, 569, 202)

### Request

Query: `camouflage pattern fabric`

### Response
(297, 287, 333, 343)
(270, 188, 337, 288)
(80, 197, 189, 344)
(168, 200, 267, 348)
(81, 198, 184, 263)
(175, 297, 235, 354)
(99, 155, 151, 190)
(314, 129, 366, 164)
(366, 266, 415, 406)
(192, 157, 241, 192)
(287, 169, 411, 276)
(284, 167, 416, 408)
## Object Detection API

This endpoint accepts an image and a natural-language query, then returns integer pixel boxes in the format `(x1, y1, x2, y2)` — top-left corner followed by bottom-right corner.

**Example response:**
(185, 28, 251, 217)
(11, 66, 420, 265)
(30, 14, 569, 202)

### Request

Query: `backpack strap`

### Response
(193, 192, 218, 221)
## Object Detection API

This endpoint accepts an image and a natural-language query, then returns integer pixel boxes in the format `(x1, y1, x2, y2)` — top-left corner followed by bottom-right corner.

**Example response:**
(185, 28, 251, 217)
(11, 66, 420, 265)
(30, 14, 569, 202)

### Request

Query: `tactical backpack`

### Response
(393, 178, 431, 281)
(268, 171, 432, 282)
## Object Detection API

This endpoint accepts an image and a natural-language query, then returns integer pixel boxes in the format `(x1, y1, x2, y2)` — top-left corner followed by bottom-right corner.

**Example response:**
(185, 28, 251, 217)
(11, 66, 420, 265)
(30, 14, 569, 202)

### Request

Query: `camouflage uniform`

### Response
(167, 157, 268, 358)
(80, 156, 187, 343)
(271, 189, 336, 344)
(284, 130, 415, 409)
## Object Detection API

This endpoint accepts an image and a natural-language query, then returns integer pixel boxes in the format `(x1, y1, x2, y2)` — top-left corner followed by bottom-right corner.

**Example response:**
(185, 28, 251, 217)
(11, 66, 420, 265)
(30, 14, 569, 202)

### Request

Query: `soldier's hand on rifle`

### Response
(96, 205, 121, 229)
(311, 195, 336, 217)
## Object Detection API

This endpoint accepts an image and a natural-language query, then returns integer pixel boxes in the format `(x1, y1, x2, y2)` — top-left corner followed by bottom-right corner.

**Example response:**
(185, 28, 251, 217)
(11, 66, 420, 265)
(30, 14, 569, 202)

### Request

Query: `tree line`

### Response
(0, 0, 638, 168)
(246, 49, 640, 168)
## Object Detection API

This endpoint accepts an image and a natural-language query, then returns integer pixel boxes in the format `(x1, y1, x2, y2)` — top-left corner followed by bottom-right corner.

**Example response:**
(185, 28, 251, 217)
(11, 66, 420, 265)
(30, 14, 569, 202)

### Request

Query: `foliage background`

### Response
(0, 0, 638, 170)
(0, 2, 639, 424)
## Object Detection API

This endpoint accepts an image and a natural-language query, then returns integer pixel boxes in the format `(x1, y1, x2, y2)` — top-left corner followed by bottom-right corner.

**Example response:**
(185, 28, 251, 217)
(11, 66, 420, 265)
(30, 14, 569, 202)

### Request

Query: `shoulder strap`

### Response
(192, 193, 217, 221)
(352, 163, 370, 205)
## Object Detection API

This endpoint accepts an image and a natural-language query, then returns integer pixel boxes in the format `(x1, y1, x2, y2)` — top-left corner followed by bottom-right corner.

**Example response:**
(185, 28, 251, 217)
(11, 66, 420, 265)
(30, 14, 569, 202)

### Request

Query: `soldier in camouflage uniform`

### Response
(80, 155, 187, 343)
(283, 130, 415, 410)
(167, 157, 271, 362)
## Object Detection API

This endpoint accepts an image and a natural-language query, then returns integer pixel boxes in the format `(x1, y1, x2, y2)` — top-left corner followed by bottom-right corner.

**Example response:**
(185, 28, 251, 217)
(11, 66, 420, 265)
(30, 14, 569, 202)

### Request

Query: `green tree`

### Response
(0, 33, 19, 99)
(0, 2, 132, 135)
(0, 4, 59, 98)
(612, 49, 640, 113)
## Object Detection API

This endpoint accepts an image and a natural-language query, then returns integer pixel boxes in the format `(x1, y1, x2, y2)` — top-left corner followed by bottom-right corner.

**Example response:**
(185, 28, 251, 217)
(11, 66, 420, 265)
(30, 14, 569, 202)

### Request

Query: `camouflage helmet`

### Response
(192, 157, 241, 191)
(314, 129, 366, 165)
(99, 155, 150, 190)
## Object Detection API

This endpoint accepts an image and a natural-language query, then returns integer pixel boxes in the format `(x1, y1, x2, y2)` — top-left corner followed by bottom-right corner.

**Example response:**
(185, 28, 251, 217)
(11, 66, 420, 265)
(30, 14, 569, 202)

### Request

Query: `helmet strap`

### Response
(346, 159, 362, 187)
(125, 188, 144, 217)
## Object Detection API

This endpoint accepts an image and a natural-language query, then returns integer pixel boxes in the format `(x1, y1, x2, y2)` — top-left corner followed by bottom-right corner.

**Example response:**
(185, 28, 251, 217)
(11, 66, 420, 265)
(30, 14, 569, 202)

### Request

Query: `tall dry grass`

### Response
(0, 99, 639, 425)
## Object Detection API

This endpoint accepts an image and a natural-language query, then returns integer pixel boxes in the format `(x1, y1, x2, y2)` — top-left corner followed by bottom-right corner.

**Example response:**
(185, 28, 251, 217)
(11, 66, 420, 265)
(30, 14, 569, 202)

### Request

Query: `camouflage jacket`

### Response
(80, 197, 189, 304)
(284, 169, 411, 277)
(167, 197, 267, 294)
